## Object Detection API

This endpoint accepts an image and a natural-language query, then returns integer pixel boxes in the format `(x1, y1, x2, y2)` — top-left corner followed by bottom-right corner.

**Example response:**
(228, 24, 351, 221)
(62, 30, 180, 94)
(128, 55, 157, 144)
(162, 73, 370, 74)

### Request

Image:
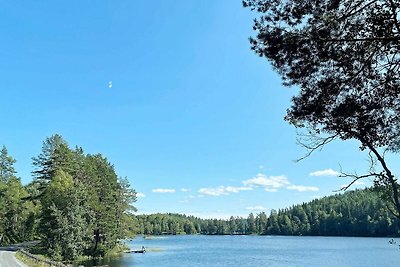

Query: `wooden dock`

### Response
(125, 248, 146, 253)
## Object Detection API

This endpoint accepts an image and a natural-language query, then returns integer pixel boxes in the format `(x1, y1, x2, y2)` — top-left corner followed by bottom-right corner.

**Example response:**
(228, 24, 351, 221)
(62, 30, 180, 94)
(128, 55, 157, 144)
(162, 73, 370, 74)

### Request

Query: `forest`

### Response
(0, 135, 137, 261)
(1, 135, 400, 264)
(133, 188, 400, 237)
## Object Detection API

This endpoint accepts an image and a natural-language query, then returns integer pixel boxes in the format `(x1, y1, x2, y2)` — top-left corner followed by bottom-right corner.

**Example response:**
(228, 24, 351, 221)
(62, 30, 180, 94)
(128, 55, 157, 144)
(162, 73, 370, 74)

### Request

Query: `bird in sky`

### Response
(108, 81, 112, 89)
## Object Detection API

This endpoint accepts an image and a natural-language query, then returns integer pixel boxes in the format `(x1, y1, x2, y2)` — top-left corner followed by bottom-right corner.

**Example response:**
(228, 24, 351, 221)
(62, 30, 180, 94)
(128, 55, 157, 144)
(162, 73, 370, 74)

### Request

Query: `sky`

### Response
(0, 0, 375, 219)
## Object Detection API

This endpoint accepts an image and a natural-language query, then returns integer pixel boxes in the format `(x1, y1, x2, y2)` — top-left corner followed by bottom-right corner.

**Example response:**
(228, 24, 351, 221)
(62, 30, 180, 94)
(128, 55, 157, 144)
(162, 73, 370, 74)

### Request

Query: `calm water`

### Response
(84, 235, 400, 266)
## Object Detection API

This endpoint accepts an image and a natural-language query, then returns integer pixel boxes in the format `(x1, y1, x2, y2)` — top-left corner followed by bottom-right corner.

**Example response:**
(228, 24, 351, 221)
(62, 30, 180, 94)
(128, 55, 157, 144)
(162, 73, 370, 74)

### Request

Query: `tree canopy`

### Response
(132, 189, 400, 237)
(33, 135, 137, 260)
(0, 146, 36, 244)
(244, 0, 400, 216)
(0, 135, 137, 262)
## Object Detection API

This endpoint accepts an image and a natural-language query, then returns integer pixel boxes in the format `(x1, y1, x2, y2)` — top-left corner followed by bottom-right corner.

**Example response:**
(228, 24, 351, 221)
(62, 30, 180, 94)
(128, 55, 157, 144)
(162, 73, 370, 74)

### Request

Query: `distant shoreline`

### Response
(138, 233, 400, 238)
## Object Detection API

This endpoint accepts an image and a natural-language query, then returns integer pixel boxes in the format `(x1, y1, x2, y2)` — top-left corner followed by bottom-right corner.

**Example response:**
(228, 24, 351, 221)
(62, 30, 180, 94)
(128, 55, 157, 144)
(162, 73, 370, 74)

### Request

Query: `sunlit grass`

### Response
(16, 251, 48, 267)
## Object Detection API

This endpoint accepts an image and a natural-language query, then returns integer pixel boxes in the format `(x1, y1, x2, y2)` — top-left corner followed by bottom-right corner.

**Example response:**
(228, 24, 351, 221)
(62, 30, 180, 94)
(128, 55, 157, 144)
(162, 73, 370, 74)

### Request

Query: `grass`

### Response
(16, 242, 131, 266)
(16, 251, 49, 267)
(105, 242, 130, 257)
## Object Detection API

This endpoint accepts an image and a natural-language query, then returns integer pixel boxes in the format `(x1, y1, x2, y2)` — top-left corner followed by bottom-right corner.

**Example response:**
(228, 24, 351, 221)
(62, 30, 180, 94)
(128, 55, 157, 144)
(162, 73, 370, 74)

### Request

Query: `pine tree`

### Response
(0, 146, 32, 244)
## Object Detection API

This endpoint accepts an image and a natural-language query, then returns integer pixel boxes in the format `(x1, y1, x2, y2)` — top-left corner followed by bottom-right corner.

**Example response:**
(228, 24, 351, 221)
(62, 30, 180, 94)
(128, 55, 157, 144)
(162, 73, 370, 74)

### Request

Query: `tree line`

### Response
(1, 135, 399, 264)
(0, 135, 137, 261)
(133, 189, 400, 237)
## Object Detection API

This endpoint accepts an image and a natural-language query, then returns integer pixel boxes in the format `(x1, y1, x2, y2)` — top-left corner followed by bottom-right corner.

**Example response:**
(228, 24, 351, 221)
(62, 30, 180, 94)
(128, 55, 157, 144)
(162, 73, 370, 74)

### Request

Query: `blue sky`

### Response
(1, 1, 372, 218)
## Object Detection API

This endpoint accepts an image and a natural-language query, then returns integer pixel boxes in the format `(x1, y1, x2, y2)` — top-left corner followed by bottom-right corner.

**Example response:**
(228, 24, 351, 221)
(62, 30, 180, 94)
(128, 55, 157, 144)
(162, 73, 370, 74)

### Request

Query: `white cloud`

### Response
(264, 188, 278, 192)
(136, 192, 146, 198)
(198, 173, 320, 197)
(243, 173, 290, 191)
(246, 205, 267, 211)
(198, 186, 252, 196)
(184, 212, 247, 220)
(287, 185, 319, 192)
(198, 187, 227, 196)
(243, 173, 321, 193)
(181, 188, 190, 192)
(310, 169, 340, 177)
(152, 188, 176, 193)
(225, 186, 253, 193)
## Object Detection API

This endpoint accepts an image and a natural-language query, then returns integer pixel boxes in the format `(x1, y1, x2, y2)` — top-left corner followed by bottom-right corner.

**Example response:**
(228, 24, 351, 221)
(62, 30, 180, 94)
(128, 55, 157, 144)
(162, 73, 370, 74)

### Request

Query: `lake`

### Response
(83, 235, 400, 266)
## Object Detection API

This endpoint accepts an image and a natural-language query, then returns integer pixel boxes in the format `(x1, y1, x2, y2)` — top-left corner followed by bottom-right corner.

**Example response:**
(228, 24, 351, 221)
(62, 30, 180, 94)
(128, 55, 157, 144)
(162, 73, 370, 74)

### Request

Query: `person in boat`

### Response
(142, 246, 146, 252)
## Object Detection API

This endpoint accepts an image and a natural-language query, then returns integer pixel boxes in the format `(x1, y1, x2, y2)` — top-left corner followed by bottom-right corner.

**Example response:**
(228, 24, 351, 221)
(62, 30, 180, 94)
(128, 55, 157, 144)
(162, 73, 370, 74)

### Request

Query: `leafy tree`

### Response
(309, 211, 320, 235)
(0, 177, 31, 244)
(0, 146, 33, 244)
(31, 135, 137, 260)
(133, 189, 400, 237)
(229, 216, 237, 234)
(32, 134, 73, 191)
(207, 220, 217, 235)
(236, 217, 246, 234)
(279, 214, 293, 235)
(247, 213, 256, 234)
(0, 146, 16, 181)
(40, 169, 92, 261)
(184, 221, 196, 234)
(0, 136, 137, 260)
(267, 210, 280, 235)
(244, 0, 400, 216)
(256, 212, 268, 234)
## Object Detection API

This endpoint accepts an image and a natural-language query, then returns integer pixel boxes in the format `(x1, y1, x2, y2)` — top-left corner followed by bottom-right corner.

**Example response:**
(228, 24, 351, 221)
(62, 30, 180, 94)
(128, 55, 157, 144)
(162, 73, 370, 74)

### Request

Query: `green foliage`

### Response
(244, 0, 400, 148)
(16, 252, 49, 267)
(247, 213, 256, 234)
(40, 170, 92, 261)
(32, 134, 72, 185)
(0, 146, 16, 181)
(0, 146, 36, 245)
(276, 189, 400, 236)
(0, 135, 137, 262)
(244, 0, 400, 216)
(228, 216, 237, 234)
(133, 189, 400, 237)
(32, 135, 137, 261)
